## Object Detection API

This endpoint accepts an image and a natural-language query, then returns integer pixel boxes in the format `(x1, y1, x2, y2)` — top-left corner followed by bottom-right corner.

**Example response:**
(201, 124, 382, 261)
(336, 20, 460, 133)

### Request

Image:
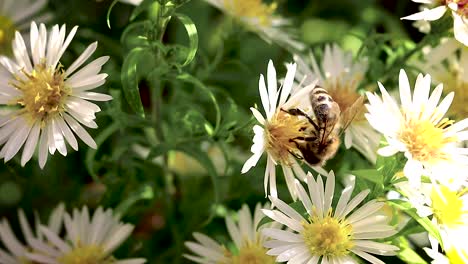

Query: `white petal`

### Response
(453, 12, 468, 46)
(401, 6, 447, 21)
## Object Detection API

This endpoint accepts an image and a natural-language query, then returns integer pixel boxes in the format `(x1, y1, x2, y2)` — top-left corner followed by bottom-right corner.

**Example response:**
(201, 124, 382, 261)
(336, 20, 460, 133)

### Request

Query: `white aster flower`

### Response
(425, 235, 468, 264)
(397, 179, 468, 250)
(262, 171, 399, 264)
(0, 22, 112, 168)
(365, 69, 468, 187)
(203, 0, 305, 51)
(184, 203, 278, 264)
(0, 0, 51, 54)
(241, 60, 325, 199)
(0, 203, 64, 263)
(402, 0, 468, 46)
(294, 44, 380, 163)
(416, 38, 468, 120)
(26, 206, 146, 264)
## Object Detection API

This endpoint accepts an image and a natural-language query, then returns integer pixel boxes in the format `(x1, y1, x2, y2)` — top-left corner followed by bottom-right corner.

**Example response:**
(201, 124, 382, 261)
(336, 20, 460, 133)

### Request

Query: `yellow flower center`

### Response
(446, 247, 468, 264)
(398, 116, 456, 164)
(325, 75, 366, 122)
(230, 242, 276, 264)
(57, 244, 114, 264)
(431, 186, 468, 228)
(10, 62, 70, 124)
(224, 0, 277, 26)
(0, 15, 16, 55)
(264, 110, 310, 165)
(302, 211, 354, 257)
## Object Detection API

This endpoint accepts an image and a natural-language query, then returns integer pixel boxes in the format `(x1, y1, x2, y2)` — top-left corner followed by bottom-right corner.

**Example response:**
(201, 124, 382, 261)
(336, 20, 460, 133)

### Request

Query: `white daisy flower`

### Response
(401, 0, 468, 46)
(0, 0, 51, 54)
(0, 203, 64, 263)
(294, 44, 380, 163)
(262, 171, 399, 264)
(0, 22, 112, 168)
(184, 203, 278, 264)
(415, 38, 468, 120)
(26, 206, 146, 264)
(365, 69, 468, 187)
(425, 235, 468, 264)
(241, 60, 325, 199)
(203, 0, 305, 51)
(397, 179, 468, 250)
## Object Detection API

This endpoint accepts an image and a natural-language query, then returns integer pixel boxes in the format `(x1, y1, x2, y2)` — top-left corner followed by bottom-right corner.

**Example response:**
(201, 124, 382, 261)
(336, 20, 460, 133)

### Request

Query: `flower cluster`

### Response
(3, 0, 468, 263)
(0, 204, 146, 264)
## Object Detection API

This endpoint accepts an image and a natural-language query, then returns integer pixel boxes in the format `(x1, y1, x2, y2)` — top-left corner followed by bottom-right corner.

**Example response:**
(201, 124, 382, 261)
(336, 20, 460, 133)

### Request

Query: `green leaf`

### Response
(130, 0, 155, 21)
(106, 0, 120, 29)
(121, 21, 152, 50)
(177, 73, 221, 134)
(351, 169, 383, 184)
(85, 122, 120, 181)
(388, 200, 442, 247)
(396, 237, 428, 264)
(115, 184, 154, 216)
(173, 13, 199, 66)
(121, 47, 151, 118)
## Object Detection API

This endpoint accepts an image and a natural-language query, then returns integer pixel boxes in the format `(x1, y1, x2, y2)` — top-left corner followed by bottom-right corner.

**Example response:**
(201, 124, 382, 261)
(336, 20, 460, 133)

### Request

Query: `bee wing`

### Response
(339, 95, 365, 133)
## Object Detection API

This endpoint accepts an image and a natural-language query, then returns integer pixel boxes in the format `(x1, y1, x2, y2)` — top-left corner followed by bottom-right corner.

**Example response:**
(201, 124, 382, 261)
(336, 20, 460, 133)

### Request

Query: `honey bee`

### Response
(282, 87, 364, 166)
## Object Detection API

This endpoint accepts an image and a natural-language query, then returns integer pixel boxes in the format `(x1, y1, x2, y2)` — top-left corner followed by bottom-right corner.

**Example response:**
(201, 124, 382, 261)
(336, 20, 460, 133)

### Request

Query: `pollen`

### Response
(431, 185, 468, 228)
(302, 210, 354, 257)
(11, 62, 69, 124)
(57, 244, 113, 264)
(446, 0, 468, 16)
(264, 110, 310, 165)
(224, 0, 277, 26)
(398, 116, 456, 164)
(231, 242, 276, 264)
(0, 15, 16, 55)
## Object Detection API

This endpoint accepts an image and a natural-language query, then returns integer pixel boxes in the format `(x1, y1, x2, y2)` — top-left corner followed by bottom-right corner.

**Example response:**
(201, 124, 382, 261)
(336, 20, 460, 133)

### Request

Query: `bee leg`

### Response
(289, 136, 317, 142)
(281, 108, 320, 131)
(288, 150, 303, 160)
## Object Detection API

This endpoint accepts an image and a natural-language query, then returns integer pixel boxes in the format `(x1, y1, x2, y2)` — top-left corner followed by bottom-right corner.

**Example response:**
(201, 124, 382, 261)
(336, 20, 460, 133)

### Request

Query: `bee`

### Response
(282, 87, 364, 166)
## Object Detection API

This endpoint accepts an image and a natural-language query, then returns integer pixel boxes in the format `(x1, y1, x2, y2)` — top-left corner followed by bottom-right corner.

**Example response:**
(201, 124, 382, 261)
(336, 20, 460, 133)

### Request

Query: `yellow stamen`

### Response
(431, 185, 468, 228)
(0, 15, 16, 55)
(302, 209, 354, 257)
(264, 110, 310, 165)
(10, 62, 69, 125)
(224, 0, 277, 26)
(398, 116, 456, 164)
(57, 244, 113, 264)
(230, 242, 275, 264)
